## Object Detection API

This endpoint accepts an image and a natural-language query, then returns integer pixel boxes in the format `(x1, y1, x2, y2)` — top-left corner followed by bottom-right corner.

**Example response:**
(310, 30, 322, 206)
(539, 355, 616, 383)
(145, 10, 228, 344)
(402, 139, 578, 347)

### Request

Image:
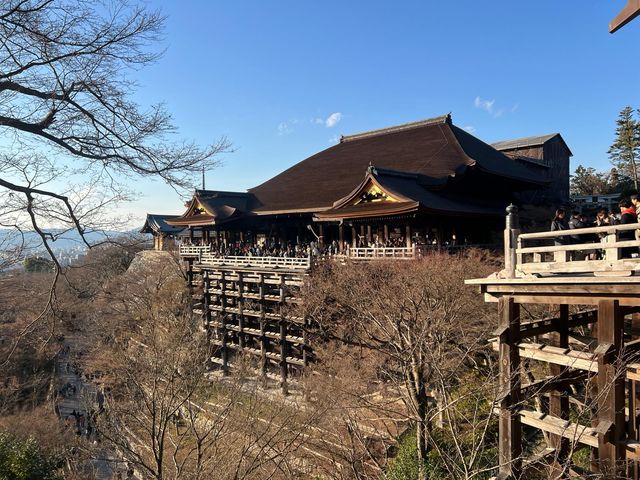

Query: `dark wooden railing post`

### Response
(504, 204, 520, 279)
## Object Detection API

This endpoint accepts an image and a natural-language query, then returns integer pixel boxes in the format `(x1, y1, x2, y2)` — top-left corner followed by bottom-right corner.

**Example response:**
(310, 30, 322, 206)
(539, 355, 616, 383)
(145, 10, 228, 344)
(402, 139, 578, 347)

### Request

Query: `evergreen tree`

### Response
(608, 106, 640, 191)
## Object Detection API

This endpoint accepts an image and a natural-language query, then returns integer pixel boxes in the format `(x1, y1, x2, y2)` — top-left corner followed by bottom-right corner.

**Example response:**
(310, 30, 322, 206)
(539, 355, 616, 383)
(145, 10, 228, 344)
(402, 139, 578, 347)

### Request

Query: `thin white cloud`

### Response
(463, 125, 476, 133)
(325, 112, 342, 128)
(474, 96, 495, 114)
(313, 118, 324, 125)
(328, 134, 340, 144)
(277, 122, 292, 136)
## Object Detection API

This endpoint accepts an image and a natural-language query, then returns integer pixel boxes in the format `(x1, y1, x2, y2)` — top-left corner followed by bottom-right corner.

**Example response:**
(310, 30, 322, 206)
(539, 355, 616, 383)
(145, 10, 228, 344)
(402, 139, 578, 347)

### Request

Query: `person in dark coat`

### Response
(551, 209, 568, 246)
(619, 198, 638, 258)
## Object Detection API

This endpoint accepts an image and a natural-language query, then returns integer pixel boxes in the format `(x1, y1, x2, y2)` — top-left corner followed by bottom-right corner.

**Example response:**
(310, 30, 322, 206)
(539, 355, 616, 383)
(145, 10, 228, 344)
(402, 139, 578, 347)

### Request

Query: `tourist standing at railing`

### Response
(631, 194, 640, 241)
(550, 208, 569, 246)
(619, 198, 638, 258)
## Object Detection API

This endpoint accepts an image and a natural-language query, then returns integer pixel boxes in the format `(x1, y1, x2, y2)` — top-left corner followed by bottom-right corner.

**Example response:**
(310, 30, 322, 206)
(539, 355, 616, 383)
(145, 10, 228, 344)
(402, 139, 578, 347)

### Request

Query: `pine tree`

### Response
(608, 106, 640, 191)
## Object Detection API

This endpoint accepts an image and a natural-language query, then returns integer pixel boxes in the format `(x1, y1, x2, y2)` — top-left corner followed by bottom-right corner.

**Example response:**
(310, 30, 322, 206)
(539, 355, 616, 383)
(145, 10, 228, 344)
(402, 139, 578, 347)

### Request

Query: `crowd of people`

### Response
(550, 195, 640, 258)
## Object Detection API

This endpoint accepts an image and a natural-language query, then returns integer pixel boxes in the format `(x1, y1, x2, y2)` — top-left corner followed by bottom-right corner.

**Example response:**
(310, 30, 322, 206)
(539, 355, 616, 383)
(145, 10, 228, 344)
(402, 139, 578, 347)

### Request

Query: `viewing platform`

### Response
(467, 205, 640, 479)
(178, 243, 485, 268)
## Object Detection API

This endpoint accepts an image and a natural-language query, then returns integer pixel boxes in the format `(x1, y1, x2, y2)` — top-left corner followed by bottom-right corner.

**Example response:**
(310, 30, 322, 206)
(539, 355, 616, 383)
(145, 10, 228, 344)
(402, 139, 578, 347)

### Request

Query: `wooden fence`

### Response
(504, 214, 640, 277)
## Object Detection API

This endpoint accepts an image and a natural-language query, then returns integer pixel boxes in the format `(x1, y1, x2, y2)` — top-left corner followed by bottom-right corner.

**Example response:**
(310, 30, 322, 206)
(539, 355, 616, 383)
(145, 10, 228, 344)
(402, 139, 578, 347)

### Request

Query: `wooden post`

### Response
(504, 204, 520, 279)
(280, 320, 288, 395)
(405, 225, 411, 247)
(338, 223, 344, 253)
(352, 226, 357, 248)
(237, 272, 245, 349)
(220, 271, 229, 375)
(258, 273, 267, 379)
(497, 296, 522, 479)
(202, 271, 211, 327)
(596, 299, 625, 476)
(318, 224, 324, 247)
(383, 224, 389, 244)
(366, 225, 372, 244)
(549, 304, 570, 478)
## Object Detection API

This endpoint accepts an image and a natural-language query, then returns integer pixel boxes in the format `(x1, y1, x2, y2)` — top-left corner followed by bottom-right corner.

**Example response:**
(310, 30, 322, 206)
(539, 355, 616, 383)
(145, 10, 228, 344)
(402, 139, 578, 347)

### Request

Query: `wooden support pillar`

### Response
(497, 296, 522, 479)
(280, 320, 288, 395)
(359, 225, 365, 247)
(383, 224, 389, 244)
(352, 226, 357, 248)
(202, 271, 211, 327)
(302, 327, 308, 367)
(258, 273, 267, 379)
(220, 271, 229, 375)
(189, 226, 194, 244)
(596, 299, 625, 476)
(405, 224, 412, 247)
(237, 272, 245, 349)
(318, 224, 324, 247)
(338, 223, 344, 253)
(366, 225, 372, 245)
(549, 304, 570, 478)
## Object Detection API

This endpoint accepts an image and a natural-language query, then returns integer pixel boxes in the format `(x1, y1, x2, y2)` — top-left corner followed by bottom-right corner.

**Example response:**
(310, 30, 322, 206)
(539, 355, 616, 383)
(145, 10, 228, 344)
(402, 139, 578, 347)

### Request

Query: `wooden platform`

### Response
(466, 205, 640, 479)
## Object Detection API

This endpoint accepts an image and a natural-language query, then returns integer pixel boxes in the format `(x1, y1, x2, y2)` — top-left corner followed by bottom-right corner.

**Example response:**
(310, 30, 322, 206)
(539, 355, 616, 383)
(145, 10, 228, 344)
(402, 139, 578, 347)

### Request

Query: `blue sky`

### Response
(126, 0, 640, 223)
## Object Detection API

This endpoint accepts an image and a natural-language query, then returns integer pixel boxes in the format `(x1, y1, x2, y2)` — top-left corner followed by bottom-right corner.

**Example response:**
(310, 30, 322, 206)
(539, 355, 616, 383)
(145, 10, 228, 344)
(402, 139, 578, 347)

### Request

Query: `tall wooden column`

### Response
(497, 296, 522, 479)
(280, 320, 288, 395)
(352, 226, 357, 248)
(338, 224, 344, 253)
(596, 299, 625, 476)
(405, 225, 412, 247)
(549, 304, 570, 478)
(258, 273, 267, 379)
(220, 271, 229, 375)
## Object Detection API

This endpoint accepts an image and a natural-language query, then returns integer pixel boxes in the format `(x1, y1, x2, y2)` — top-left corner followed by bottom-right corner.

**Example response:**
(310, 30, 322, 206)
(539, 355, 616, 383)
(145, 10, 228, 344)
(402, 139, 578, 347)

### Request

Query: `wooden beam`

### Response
(497, 297, 522, 479)
(610, 0, 640, 33)
(516, 408, 598, 448)
(549, 304, 570, 478)
(596, 299, 626, 475)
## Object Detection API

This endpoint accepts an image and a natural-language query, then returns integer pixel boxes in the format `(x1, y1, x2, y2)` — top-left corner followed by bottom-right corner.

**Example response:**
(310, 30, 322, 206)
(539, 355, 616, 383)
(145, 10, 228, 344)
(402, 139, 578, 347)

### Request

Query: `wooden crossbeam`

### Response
(520, 370, 588, 398)
(516, 409, 598, 448)
(610, 0, 640, 33)
(518, 309, 597, 338)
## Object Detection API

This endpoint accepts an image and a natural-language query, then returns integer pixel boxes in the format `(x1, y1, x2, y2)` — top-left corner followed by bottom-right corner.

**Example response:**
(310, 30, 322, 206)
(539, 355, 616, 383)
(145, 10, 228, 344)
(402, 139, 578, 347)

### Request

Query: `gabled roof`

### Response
(140, 214, 184, 234)
(165, 190, 254, 227)
(314, 166, 505, 221)
(491, 133, 573, 156)
(249, 114, 545, 214)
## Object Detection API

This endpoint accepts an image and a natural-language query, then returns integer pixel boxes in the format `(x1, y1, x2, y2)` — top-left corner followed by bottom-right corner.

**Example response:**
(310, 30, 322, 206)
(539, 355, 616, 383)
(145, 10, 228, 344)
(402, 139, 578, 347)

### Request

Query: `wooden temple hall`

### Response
(468, 206, 640, 479)
(142, 114, 571, 259)
(141, 114, 571, 393)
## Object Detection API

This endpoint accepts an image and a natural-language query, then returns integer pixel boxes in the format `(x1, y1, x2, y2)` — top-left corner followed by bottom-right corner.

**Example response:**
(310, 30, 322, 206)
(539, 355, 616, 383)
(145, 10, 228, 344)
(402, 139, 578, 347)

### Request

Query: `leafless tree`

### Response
(300, 252, 498, 479)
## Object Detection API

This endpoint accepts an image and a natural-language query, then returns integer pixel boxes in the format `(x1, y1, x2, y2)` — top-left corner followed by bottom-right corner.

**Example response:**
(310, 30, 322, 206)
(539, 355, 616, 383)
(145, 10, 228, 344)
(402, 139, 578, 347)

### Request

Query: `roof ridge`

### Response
(340, 114, 451, 143)
(491, 133, 559, 148)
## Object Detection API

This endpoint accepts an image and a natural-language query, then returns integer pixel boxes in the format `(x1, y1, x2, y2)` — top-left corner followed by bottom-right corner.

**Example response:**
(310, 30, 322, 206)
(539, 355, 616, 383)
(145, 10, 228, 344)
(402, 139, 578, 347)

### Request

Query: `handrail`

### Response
(503, 207, 640, 277)
(198, 253, 311, 270)
(518, 222, 640, 240)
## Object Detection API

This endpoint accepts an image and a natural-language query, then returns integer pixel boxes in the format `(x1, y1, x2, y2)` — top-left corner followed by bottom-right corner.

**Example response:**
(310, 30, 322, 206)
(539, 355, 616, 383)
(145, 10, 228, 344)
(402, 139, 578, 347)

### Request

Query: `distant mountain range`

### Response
(0, 228, 141, 251)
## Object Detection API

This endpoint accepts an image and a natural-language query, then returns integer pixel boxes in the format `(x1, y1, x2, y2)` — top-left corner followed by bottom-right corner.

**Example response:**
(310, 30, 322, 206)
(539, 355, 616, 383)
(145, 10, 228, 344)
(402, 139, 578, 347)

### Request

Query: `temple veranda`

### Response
(467, 205, 640, 479)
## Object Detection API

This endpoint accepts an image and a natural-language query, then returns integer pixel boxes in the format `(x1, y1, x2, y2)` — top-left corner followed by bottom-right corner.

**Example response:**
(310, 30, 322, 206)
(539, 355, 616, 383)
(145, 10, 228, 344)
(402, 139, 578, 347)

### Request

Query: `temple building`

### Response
(145, 114, 570, 255)
(140, 214, 184, 251)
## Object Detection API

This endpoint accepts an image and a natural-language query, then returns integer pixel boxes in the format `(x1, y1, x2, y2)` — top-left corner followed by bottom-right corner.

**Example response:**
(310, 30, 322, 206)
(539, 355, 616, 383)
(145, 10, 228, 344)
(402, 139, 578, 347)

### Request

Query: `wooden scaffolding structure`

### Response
(182, 250, 310, 394)
(468, 205, 640, 478)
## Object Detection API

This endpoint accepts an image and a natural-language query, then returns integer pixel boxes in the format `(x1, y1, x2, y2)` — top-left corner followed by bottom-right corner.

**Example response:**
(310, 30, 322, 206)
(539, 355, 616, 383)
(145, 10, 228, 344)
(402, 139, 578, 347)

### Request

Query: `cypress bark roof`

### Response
(249, 114, 545, 214)
(140, 214, 183, 234)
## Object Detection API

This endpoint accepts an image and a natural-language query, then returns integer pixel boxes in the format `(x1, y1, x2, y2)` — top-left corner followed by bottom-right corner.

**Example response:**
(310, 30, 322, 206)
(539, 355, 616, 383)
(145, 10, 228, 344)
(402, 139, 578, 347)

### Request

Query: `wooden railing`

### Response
(346, 245, 425, 259)
(198, 253, 311, 270)
(179, 244, 211, 257)
(503, 206, 640, 277)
